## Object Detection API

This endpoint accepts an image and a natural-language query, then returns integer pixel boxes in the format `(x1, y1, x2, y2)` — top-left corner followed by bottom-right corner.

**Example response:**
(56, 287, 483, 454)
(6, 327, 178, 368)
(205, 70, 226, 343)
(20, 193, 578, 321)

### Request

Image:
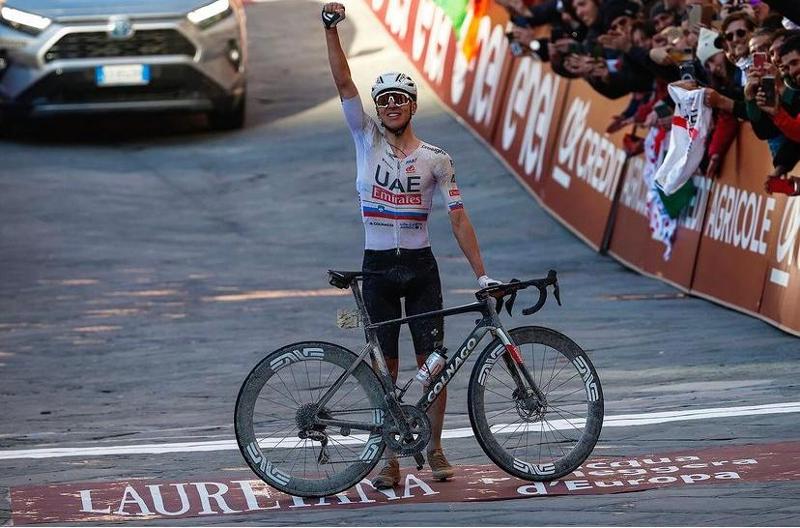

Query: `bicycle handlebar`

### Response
(475, 269, 561, 317)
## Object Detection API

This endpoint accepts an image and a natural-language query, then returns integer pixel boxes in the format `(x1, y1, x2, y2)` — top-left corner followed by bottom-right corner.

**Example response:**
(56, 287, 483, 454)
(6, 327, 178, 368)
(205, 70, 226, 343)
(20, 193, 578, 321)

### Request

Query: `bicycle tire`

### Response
(468, 326, 603, 481)
(234, 341, 386, 497)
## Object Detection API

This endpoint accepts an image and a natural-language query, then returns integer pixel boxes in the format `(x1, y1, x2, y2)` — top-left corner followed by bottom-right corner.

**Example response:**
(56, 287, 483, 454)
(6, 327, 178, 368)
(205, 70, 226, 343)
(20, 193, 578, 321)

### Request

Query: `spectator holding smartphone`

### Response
(721, 12, 758, 85)
(757, 36, 800, 139)
(692, 28, 741, 178)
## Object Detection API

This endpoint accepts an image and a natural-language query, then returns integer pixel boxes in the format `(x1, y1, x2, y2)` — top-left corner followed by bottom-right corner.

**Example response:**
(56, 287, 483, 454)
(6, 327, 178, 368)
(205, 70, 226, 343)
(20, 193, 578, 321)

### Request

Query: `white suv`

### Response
(0, 0, 248, 129)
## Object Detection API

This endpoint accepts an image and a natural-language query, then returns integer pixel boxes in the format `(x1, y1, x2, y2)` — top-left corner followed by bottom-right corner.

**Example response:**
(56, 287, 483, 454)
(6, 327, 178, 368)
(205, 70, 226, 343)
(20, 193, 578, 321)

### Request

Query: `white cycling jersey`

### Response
(342, 95, 464, 251)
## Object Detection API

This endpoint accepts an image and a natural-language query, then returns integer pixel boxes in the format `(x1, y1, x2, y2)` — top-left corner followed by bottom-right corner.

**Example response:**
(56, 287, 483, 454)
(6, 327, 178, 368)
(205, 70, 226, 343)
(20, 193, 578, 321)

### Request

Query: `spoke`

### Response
(542, 419, 568, 463)
(483, 384, 515, 401)
(256, 389, 301, 412)
(542, 414, 580, 444)
(525, 343, 535, 388)
(499, 419, 527, 449)
(486, 404, 521, 422)
(320, 359, 339, 401)
(253, 410, 285, 420)
(547, 408, 587, 436)
(304, 360, 315, 403)
(548, 385, 586, 403)
(256, 422, 297, 448)
(490, 365, 518, 394)
(542, 357, 572, 394)
(328, 380, 362, 410)
(545, 349, 559, 395)
(538, 344, 547, 396)
(273, 368, 302, 406)
(509, 417, 528, 455)
(545, 372, 581, 395)
(547, 403, 587, 420)
(286, 361, 304, 404)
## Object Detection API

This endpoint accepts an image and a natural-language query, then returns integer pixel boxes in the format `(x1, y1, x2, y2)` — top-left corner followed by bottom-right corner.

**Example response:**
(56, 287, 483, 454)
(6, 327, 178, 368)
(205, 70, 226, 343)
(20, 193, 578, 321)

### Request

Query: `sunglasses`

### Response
(725, 28, 749, 42)
(375, 91, 412, 108)
(610, 18, 630, 32)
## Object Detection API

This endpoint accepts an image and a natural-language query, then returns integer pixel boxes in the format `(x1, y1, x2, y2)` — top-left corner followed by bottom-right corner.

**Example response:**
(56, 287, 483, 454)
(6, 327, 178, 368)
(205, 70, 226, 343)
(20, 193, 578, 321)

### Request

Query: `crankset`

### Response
(382, 405, 431, 457)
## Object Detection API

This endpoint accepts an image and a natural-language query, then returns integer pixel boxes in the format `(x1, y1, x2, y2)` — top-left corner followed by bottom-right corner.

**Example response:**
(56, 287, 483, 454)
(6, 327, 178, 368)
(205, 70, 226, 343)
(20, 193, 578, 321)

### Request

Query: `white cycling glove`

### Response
(478, 275, 501, 289)
(321, 3, 346, 29)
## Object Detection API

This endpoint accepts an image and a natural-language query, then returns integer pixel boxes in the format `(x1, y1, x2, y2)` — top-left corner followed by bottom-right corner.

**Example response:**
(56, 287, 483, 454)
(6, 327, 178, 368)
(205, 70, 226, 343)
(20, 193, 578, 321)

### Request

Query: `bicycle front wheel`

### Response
(468, 326, 603, 481)
(234, 341, 386, 497)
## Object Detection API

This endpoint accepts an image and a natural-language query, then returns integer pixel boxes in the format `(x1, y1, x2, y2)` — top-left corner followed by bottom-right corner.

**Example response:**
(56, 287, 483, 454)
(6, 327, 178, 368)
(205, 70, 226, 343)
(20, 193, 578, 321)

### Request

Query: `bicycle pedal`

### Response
(336, 308, 362, 329)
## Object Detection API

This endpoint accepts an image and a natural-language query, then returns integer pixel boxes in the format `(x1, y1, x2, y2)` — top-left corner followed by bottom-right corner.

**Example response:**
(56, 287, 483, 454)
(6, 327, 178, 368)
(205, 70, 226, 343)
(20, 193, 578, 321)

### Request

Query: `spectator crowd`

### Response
(499, 0, 800, 202)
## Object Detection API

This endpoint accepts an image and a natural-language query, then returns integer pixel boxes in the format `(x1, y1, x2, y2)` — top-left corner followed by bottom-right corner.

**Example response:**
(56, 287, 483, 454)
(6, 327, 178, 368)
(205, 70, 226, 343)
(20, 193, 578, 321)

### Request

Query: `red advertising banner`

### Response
(760, 194, 800, 331)
(538, 80, 631, 249)
(692, 127, 775, 313)
(492, 56, 569, 196)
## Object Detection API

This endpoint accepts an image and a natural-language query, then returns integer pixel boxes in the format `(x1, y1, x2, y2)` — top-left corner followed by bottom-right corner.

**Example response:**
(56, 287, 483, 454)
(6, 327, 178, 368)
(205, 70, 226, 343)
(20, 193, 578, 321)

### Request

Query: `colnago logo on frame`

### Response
(425, 337, 477, 403)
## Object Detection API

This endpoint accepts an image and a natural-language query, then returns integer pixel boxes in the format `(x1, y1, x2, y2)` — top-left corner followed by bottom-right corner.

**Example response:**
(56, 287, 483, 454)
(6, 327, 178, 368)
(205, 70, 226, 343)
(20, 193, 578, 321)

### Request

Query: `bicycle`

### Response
(234, 269, 604, 498)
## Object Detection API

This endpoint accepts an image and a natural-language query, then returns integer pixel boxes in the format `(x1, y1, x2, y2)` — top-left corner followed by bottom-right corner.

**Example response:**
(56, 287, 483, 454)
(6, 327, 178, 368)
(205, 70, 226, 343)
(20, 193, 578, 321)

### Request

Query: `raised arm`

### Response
(322, 3, 358, 100)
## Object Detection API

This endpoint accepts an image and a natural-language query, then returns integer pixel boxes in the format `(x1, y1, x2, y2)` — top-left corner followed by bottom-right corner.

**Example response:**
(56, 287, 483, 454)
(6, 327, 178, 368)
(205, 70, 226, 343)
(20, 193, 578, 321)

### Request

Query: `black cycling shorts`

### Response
(362, 247, 444, 360)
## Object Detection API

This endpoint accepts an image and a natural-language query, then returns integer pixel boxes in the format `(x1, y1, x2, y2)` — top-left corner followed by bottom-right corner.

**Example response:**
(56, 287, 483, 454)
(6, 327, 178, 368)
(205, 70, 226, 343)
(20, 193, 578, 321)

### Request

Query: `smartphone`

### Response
(654, 102, 673, 119)
(761, 75, 776, 107)
(753, 52, 767, 70)
(680, 61, 697, 81)
(688, 4, 703, 26)
(567, 41, 583, 55)
(550, 27, 565, 42)
(592, 43, 604, 59)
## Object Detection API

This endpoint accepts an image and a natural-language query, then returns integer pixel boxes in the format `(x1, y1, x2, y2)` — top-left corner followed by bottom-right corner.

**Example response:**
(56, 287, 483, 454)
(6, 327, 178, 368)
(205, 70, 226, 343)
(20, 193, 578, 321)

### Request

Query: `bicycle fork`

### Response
(494, 328, 547, 411)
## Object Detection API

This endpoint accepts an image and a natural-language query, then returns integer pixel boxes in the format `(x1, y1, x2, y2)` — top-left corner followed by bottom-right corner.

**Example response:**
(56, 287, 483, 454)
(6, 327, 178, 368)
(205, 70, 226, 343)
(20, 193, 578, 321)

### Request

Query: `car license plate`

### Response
(95, 64, 150, 87)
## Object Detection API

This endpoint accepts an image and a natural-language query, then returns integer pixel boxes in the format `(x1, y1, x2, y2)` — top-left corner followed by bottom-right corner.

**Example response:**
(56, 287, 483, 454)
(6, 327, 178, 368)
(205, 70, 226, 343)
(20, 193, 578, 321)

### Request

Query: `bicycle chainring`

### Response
(382, 405, 431, 457)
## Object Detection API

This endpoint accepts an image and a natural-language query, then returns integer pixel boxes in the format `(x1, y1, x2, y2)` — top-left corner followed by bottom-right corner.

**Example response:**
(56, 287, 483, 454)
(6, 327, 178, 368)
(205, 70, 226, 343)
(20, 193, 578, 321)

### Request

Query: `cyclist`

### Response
(322, 2, 499, 489)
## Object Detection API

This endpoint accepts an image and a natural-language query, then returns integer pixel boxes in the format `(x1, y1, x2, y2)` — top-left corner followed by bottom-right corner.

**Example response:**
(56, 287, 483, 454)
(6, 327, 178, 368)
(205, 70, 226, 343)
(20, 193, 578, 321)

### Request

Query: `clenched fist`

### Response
(322, 3, 346, 29)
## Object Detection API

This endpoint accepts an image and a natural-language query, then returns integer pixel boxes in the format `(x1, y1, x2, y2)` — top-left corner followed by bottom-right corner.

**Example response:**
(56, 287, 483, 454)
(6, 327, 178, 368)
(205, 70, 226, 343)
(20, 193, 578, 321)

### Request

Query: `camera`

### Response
(679, 61, 697, 81)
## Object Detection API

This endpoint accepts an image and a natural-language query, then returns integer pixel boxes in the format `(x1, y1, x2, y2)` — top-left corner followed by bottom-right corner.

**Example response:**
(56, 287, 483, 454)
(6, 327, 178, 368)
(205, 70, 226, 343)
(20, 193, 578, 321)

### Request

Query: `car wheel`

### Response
(208, 94, 246, 131)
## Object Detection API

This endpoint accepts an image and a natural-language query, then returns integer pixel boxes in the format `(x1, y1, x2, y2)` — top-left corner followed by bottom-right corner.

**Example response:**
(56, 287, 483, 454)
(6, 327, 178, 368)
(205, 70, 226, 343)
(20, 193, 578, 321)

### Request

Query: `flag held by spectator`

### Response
(431, 0, 488, 60)
(654, 85, 712, 198)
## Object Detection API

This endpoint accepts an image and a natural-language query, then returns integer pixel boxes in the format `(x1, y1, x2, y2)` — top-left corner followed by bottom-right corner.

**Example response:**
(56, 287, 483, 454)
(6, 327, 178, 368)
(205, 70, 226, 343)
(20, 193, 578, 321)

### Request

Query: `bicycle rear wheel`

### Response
(234, 341, 386, 497)
(468, 326, 603, 481)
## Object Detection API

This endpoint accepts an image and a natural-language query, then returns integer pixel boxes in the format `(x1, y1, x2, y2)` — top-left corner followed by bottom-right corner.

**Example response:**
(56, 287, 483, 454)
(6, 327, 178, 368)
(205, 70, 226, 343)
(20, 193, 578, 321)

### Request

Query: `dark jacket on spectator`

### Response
(588, 52, 656, 99)
(762, 0, 800, 26)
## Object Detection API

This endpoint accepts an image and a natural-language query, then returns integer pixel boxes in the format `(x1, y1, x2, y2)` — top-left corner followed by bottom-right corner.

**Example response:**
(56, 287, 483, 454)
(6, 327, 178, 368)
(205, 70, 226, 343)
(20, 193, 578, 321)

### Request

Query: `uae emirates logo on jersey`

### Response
(372, 186, 422, 205)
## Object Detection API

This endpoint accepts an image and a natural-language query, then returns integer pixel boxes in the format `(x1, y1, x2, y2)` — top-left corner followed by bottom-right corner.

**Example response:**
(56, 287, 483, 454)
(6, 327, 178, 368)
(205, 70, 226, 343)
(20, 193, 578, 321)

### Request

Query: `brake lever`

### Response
(506, 291, 517, 316)
(546, 269, 562, 306)
(495, 296, 505, 315)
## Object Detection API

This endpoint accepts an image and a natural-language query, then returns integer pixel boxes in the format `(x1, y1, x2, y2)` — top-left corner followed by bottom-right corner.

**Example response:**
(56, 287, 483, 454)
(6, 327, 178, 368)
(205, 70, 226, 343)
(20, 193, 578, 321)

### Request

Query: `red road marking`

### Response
(11, 441, 800, 524)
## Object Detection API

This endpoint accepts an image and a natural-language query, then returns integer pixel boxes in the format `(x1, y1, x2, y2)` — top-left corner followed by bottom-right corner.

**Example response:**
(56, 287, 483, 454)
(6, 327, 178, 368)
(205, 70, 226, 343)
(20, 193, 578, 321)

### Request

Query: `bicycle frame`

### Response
(314, 277, 547, 435)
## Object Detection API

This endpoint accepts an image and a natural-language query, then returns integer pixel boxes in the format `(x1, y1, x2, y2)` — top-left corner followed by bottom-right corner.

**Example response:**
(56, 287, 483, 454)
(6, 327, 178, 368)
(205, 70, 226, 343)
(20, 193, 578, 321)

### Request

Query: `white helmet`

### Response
(371, 72, 418, 102)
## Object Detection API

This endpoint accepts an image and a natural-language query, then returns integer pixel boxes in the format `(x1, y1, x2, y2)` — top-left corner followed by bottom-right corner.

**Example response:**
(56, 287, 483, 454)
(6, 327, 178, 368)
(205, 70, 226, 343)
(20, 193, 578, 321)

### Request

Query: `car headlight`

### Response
(0, 6, 51, 35)
(187, 0, 232, 28)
